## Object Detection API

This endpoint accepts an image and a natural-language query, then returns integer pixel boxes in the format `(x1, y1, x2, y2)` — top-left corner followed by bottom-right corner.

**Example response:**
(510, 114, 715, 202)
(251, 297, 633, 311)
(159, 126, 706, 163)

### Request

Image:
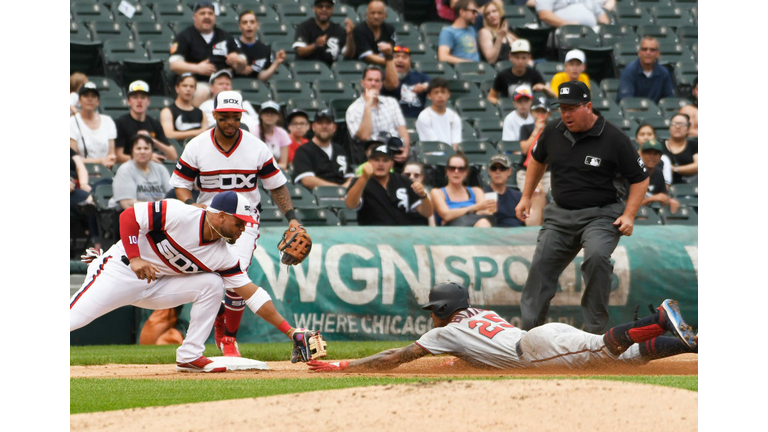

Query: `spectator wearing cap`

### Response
(169, 1, 247, 106)
(253, 101, 292, 170)
(678, 76, 697, 137)
(114, 81, 176, 164)
(199, 70, 259, 132)
(536, 0, 609, 29)
(636, 139, 679, 212)
(345, 138, 433, 225)
(345, 65, 410, 166)
(70, 72, 88, 116)
(293, 109, 354, 190)
(160, 73, 210, 142)
(617, 36, 675, 104)
(381, 45, 431, 119)
(286, 109, 310, 164)
(351, 0, 397, 65)
(235, 10, 286, 81)
(549, 49, 591, 94)
(415, 78, 462, 149)
(487, 39, 550, 105)
(502, 84, 534, 141)
(438, 0, 481, 64)
(70, 82, 117, 169)
(483, 154, 523, 227)
(516, 96, 552, 226)
(294, 0, 356, 66)
(516, 80, 649, 334)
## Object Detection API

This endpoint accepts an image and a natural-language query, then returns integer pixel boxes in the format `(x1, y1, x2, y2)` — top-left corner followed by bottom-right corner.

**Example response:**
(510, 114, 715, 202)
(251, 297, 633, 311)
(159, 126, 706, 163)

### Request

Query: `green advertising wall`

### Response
(180, 225, 697, 344)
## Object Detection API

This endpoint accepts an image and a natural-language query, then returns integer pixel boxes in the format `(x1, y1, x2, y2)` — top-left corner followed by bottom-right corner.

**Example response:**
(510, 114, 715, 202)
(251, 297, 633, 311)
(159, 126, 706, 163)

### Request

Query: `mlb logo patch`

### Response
(560, 87, 570, 95)
(637, 157, 646, 172)
(584, 156, 601, 167)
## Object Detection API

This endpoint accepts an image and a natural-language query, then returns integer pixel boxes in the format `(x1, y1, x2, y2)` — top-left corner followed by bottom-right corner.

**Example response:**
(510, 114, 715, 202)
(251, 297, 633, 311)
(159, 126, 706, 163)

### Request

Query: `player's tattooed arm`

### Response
(269, 185, 296, 216)
(346, 343, 428, 372)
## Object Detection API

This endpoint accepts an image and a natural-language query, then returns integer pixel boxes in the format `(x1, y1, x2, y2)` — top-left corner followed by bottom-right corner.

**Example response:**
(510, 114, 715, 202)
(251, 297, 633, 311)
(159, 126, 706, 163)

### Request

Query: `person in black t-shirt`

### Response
(160, 73, 210, 142)
(293, 0, 355, 65)
(344, 137, 433, 225)
(487, 39, 553, 104)
(637, 139, 680, 212)
(168, 1, 247, 106)
(114, 81, 177, 164)
(516, 81, 649, 334)
(235, 10, 286, 81)
(292, 109, 354, 190)
(352, 0, 397, 65)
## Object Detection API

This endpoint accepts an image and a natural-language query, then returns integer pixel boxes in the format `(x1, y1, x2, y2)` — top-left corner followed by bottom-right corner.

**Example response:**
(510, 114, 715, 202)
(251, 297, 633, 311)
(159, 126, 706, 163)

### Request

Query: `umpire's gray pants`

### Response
(521, 201, 625, 334)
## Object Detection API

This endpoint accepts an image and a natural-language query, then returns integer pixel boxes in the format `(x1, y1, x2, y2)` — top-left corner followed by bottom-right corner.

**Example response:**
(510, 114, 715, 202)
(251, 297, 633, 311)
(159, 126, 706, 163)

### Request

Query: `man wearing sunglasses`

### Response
(617, 36, 676, 104)
(381, 45, 431, 118)
(293, 0, 355, 66)
(515, 81, 649, 335)
(483, 154, 523, 227)
(438, 0, 481, 64)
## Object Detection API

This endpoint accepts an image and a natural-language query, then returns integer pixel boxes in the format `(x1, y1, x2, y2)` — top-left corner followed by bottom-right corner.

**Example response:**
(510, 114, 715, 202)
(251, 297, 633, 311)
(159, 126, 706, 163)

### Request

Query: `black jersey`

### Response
(292, 141, 352, 185)
(492, 67, 545, 98)
(114, 114, 169, 152)
(532, 114, 648, 210)
(235, 38, 273, 74)
(348, 173, 423, 226)
(293, 18, 348, 65)
(171, 25, 241, 81)
(351, 21, 397, 60)
(168, 103, 204, 132)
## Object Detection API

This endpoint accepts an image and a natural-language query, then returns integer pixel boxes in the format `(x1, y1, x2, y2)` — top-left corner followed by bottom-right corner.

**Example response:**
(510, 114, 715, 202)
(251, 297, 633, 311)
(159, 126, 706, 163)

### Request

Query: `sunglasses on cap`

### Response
(393, 46, 410, 53)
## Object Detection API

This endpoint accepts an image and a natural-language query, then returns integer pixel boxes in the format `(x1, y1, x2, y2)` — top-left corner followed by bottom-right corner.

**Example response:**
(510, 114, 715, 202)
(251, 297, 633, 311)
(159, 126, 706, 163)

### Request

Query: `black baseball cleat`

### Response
(659, 299, 697, 349)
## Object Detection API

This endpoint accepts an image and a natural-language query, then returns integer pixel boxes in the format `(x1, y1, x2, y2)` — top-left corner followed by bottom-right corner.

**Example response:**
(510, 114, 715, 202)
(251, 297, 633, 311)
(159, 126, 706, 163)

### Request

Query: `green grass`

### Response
(71, 342, 697, 414)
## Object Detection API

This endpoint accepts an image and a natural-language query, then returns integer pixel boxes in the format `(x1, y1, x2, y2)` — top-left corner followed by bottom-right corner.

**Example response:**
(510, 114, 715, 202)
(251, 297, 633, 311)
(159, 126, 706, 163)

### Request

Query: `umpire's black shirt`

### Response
(172, 25, 241, 81)
(531, 114, 648, 210)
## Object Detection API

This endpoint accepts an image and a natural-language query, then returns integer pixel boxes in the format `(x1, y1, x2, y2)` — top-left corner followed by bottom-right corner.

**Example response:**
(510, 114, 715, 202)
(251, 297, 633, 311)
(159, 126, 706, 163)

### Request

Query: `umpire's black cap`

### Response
(552, 81, 591, 106)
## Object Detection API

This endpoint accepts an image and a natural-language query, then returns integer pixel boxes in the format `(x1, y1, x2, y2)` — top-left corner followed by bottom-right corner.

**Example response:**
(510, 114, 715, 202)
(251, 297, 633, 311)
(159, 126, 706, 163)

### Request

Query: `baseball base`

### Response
(207, 356, 270, 371)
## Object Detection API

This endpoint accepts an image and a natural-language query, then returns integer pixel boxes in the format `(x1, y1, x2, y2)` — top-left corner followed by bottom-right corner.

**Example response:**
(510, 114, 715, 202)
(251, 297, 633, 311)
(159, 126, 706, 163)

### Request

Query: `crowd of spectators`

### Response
(70, 0, 698, 254)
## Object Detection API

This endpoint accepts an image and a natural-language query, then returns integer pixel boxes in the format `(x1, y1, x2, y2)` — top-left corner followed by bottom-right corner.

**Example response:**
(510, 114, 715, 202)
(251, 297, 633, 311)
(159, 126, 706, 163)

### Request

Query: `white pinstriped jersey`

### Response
(117, 199, 251, 289)
(169, 128, 287, 213)
(415, 308, 527, 369)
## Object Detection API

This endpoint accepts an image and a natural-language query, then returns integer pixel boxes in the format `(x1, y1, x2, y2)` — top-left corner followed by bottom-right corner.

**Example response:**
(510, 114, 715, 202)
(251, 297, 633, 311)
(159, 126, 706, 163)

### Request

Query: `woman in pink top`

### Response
(254, 101, 292, 170)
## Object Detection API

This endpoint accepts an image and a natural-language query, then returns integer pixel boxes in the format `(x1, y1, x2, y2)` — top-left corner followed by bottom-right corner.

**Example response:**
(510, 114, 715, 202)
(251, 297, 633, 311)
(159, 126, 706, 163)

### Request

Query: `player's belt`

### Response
(515, 340, 524, 358)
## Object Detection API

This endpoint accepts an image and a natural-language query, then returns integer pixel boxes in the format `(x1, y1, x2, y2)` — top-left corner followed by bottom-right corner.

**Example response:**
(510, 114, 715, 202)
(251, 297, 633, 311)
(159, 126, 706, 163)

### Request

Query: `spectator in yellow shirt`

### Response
(549, 49, 591, 94)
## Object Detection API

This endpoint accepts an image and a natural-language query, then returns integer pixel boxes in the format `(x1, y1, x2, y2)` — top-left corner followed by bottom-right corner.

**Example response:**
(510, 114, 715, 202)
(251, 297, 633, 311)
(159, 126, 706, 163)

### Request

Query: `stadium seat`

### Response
(579, 46, 618, 83)
(393, 21, 418, 38)
(407, 43, 438, 63)
(454, 97, 499, 121)
(355, 4, 402, 23)
(334, 208, 357, 226)
(331, 60, 367, 81)
(676, 25, 697, 48)
(474, 119, 504, 142)
(613, 4, 655, 28)
(535, 61, 564, 83)
(412, 61, 457, 80)
(259, 208, 286, 227)
(650, 5, 696, 29)
(657, 97, 692, 119)
(612, 40, 640, 69)
(123, 59, 167, 96)
(258, 189, 277, 210)
(597, 24, 637, 46)
(461, 120, 479, 140)
(634, 206, 662, 226)
(673, 60, 698, 86)
(214, 19, 242, 38)
(270, 79, 315, 102)
(288, 185, 319, 208)
(92, 77, 126, 98)
(419, 21, 448, 40)
(71, 40, 105, 76)
(635, 25, 677, 42)
(669, 183, 698, 209)
(453, 62, 496, 84)
(413, 141, 453, 156)
(232, 78, 274, 103)
(658, 205, 697, 226)
(274, 3, 312, 20)
(130, 21, 175, 43)
(446, 80, 482, 103)
(103, 39, 148, 63)
(85, 163, 114, 185)
(456, 140, 494, 156)
(144, 37, 175, 60)
(328, 98, 357, 123)
(657, 40, 695, 64)
(599, 78, 620, 101)
(502, 5, 539, 28)
(619, 97, 663, 121)
(259, 22, 295, 41)
(554, 25, 600, 51)
(99, 95, 129, 117)
(312, 186, 349, 209)
(88, 19, 136, 43)
(296, 208, 342, 226)
(291, 60, 336, 83)
(591, 97, 622, 118)
(313, 80, 358, 101)
(496, 140, 524, 166)
(111, 2, 156, 23)
(72, 2, 114, 22)
(70, 19, 94, 42)
(510, 26, 554, 60)
(150, 2, 194, 28)
(285, 98, 327, 121)
(332, 4, 361, 23)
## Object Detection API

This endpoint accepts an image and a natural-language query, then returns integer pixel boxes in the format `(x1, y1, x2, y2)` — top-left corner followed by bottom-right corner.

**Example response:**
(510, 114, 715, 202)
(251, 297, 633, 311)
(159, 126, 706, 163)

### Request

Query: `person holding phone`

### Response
(477, 0, 517, 65)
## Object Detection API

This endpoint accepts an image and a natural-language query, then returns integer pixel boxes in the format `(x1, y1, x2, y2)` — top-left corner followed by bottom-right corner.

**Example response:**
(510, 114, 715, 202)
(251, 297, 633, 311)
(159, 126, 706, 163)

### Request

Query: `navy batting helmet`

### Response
(421, 281, 470, 319)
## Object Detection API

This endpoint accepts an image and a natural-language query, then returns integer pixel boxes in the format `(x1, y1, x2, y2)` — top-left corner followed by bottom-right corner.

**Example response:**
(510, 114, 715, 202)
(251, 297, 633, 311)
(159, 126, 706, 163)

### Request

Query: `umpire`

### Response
(515, 81, 649, 334)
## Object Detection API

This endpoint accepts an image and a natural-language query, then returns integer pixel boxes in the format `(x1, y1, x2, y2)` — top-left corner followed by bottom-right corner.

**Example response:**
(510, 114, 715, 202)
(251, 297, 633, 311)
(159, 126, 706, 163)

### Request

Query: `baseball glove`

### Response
(291, 328, 328, 363)
(277, 225, 312, 265)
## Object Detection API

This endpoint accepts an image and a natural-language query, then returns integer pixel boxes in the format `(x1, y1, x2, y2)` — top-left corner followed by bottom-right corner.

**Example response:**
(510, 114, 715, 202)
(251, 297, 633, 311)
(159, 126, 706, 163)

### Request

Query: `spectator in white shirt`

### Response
(415, 78, 462, 149)
(501, 84, 534, 141)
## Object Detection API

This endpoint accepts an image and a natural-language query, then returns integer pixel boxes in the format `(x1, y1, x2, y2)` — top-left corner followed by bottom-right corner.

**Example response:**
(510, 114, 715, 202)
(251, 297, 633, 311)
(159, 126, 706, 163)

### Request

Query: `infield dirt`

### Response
(71, 355, 697, 431)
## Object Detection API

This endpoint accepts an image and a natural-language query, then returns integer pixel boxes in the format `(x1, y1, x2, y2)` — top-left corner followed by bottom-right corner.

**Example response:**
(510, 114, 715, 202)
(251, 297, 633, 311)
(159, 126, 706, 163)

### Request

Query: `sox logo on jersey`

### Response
(198, 172, 258, 191)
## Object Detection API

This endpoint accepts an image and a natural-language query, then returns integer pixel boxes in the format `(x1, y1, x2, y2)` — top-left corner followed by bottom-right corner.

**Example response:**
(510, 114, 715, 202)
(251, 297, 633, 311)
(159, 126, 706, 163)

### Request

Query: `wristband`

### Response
(278, 320, 291, 334)
(184, 198, 194, 204)
(384, 54, 393, 61)
(284, 208, 298, 222)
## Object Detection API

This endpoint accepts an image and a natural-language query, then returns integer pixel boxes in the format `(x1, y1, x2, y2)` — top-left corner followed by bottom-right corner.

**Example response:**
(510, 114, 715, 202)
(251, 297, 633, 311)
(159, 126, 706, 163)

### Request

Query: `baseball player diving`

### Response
(70, 192, 320, 372)
(308, 281, 698, 372)
(169, 90, 311, 358)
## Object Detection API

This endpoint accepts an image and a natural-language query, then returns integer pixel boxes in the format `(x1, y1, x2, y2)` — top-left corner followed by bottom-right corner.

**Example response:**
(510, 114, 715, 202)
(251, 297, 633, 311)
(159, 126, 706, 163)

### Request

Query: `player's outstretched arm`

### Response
(308, 343, 428, 372)
(268, 184, 296, 219)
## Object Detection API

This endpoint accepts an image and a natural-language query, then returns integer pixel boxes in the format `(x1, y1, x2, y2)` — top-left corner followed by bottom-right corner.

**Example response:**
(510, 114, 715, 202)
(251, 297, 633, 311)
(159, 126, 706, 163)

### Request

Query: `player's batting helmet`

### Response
(421, 282, 470, 319)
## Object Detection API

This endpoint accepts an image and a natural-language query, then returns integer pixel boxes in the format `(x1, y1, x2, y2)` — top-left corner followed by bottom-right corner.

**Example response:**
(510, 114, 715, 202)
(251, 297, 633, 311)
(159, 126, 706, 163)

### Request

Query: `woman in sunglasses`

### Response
(430, 153, 496, 227)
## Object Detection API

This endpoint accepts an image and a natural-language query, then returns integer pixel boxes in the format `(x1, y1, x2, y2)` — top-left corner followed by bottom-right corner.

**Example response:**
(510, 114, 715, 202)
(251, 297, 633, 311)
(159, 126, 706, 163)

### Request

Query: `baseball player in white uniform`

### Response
(308, 281, 698, 372)
(170, 90, 303, 357)
(70, 191, 314, 372)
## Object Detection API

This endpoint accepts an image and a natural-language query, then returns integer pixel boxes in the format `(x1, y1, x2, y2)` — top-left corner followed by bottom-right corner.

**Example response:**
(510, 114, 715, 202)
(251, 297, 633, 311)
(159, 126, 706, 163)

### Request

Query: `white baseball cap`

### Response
(209, 69, 233, 84)
(212, 91, 246, 112)
(127, 80, 150, 96)
(510, 39, 531, 54)
(259, 100, 281, 112)
(564, 49, 586, 63)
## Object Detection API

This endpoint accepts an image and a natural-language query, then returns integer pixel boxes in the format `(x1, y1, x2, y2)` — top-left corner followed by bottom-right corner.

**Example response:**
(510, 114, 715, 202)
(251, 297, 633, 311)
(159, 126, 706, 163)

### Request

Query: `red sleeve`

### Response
(119, 207, 141, 259)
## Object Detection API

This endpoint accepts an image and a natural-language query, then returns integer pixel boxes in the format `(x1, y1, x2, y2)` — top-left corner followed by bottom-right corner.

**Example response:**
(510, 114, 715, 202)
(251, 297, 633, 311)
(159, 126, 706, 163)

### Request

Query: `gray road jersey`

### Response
(415, 308, 526, 369)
